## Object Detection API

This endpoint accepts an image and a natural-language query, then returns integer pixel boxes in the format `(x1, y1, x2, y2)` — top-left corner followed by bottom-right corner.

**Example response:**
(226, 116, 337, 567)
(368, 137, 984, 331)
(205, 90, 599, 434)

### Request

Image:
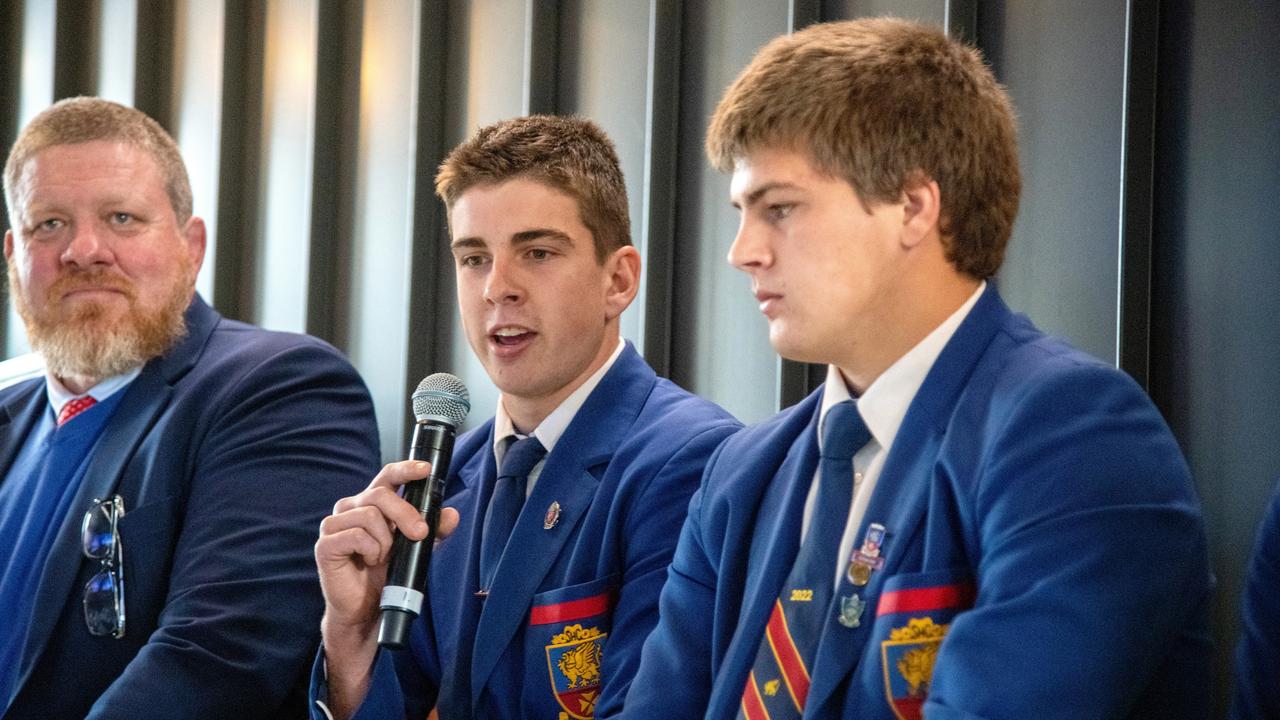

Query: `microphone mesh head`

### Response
(411, 373, 470, 428)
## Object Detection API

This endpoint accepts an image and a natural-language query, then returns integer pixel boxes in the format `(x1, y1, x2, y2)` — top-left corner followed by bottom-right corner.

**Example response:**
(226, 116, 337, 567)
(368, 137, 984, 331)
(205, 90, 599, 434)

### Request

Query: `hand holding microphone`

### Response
(377, 374, 470, 647)
(315, 374, 468, 718)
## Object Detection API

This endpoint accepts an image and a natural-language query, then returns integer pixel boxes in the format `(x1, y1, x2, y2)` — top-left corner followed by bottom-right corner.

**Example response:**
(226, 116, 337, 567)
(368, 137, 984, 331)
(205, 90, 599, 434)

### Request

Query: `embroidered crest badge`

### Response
(546, 623, 607, 719)
(880, 617, 949, 720)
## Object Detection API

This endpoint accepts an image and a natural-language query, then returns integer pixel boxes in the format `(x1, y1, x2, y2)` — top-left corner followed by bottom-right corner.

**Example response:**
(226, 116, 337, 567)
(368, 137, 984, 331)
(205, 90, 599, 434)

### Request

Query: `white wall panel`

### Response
(348, 0, 419, 457)
(171, 0, 225, 301)
(254, 0, 317, 333)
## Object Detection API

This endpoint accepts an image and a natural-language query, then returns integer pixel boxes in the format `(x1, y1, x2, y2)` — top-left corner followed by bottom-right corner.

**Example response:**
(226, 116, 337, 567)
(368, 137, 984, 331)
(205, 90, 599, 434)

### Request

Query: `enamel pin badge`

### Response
(847, 522, 887, 586)
(837, 594, 866, 628)
(544, 501, 562, 530)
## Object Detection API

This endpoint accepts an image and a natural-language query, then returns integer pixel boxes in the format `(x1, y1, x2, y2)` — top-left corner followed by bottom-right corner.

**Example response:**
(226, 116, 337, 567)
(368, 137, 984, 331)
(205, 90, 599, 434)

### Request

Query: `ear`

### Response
(602, 245, 641, 321)
(182, 216, 207, 277)
(4, 229, 13, 264)
(900, 173, 942, 249)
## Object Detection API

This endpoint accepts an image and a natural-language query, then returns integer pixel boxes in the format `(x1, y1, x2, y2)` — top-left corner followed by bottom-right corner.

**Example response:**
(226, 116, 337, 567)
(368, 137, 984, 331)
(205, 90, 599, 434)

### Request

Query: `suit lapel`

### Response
(806, 285, 1010, 713)
(17, 295, 220, 687)
(469, 345, 656, 708)
(0, 380, 47, 481)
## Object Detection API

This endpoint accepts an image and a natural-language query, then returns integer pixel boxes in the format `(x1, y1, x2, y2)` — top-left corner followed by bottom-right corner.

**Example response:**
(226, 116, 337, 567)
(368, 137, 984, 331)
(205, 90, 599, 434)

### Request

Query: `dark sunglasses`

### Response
(81, 495, 126, 638)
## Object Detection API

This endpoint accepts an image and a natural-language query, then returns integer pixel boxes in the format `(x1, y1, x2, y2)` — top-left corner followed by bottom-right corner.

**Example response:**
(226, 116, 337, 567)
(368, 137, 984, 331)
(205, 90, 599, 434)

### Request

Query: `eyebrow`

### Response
(511, 228, 573, 247)
(734, 181, 803, 208)
(449, 228, 575, 252)
(450, 237, 485, 252)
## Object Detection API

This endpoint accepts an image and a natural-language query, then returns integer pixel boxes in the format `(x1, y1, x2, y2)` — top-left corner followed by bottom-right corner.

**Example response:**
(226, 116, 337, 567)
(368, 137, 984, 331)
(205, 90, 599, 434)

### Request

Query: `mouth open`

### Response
(491, 328, 536, 348)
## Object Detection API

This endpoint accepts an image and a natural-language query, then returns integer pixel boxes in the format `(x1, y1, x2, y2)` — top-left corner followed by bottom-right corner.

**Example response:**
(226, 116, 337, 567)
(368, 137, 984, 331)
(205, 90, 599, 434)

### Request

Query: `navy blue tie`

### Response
(479, 435, 548, 593)
(740, 400, 870, 718)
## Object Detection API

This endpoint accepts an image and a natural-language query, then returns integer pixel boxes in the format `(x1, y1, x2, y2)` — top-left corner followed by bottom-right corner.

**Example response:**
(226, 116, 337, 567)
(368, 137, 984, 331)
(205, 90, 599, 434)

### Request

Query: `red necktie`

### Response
(57, 396, 98, 426)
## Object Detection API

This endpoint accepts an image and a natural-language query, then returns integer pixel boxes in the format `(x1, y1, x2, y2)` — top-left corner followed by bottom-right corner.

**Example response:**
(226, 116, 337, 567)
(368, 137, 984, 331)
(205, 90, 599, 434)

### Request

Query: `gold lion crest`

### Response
(881, 617, 950, 720)
(547, 624, 608, 719)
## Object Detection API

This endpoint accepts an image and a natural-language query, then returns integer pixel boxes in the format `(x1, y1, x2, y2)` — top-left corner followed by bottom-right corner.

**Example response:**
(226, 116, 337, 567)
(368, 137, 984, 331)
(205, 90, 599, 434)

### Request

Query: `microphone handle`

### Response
(378, 421, 455, 649)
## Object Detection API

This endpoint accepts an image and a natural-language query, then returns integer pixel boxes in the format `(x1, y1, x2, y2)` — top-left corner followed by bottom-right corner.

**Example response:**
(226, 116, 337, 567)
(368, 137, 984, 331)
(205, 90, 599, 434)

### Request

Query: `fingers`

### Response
(332, 461, 431, 515)
(315, 524, 388, 569)
(436, 507, 460, 541)
(329, 462, 436, 540)
(321, 505, 395, 553)
(369, 460, 433, 491)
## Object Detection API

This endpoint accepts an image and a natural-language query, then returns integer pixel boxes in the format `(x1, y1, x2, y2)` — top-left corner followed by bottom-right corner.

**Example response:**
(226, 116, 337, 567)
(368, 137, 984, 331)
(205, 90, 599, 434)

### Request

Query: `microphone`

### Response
(377, 373, 470, 649)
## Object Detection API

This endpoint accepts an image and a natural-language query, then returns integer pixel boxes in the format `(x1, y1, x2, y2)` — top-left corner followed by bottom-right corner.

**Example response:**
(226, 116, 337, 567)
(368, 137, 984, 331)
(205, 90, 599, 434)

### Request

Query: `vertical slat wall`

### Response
(343, 0, 422, 457)
(96, 0, 135, 104)
(212, 0, 265, 324)
(635, 0, 681, 377)
(558, 0, 655, 365)
(255, 0, 319, 333)
(0, 0, 23, 347)
(170, 0, 224, 301)
(2, 2, 1277, 711)
(401, 0, 450, 410)
(668, 0, 790, 423)
(305, 0, 363, 345)
(1116, 0, 1159, 389)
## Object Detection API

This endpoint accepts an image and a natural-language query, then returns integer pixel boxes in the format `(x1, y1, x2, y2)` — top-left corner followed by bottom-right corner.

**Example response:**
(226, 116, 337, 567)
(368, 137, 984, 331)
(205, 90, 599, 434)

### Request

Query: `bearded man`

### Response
(0, 97, 379, 719)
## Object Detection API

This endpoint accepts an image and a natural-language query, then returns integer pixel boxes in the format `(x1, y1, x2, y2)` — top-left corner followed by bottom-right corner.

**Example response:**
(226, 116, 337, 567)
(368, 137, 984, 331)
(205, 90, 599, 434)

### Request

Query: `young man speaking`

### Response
(627, 18, 1211, 720)
(312, 116, 739, 719)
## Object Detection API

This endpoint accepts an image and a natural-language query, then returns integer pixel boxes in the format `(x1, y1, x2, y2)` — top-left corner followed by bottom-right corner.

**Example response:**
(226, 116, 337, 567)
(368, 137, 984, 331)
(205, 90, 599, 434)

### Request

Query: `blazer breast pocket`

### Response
(115, 495, 181, 631)
(860, 568, 975, 720)
(524, 574, 618, 720)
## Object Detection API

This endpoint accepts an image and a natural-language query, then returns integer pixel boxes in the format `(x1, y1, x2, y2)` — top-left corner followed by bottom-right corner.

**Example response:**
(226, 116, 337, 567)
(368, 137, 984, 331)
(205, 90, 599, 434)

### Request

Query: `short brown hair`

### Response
(706, 18, 1020, 278)
(4, 96, 193, 226)
(435, 115, 631, 261)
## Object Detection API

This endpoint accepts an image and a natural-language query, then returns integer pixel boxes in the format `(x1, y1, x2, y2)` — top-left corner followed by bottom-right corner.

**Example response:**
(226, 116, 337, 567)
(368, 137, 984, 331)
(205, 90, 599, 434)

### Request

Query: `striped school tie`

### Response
(740, 400, 869, 719)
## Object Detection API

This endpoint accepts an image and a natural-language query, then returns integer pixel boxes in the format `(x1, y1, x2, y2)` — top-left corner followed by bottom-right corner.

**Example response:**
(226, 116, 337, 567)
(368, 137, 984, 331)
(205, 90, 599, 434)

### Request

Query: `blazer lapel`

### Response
(18, 295, 219, 687)
(805, 285, 1009, 713)
(432, 424, 498, 714)
(718, 395, 823, 675)
(469, 345, 655, 708)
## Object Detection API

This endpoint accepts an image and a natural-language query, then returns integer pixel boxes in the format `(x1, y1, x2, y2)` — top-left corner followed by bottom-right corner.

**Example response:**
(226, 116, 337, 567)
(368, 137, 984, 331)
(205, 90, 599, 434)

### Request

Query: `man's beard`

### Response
(8, 263, 192, 382)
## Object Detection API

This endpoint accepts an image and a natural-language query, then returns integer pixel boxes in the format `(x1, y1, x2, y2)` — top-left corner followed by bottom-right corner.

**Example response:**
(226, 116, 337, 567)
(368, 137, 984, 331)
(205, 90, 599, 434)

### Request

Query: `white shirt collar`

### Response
(492, 337, 627, 461)
(45, 366, 143, 415)
(819, 281, 986, 452)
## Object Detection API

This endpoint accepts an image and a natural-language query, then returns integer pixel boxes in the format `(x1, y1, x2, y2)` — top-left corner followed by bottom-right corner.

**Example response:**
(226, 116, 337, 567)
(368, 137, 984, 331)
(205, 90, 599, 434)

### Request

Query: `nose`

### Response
(60, 222, 114, 269)
(727, 215, 772, 272)
(483, 255, 523, 305)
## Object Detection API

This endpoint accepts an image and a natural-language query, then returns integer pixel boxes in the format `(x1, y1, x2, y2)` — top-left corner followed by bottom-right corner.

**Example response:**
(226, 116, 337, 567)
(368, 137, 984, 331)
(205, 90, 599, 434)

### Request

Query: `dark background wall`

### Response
(1151, 0, 1280, 711)
(1, 0, 1275, 714)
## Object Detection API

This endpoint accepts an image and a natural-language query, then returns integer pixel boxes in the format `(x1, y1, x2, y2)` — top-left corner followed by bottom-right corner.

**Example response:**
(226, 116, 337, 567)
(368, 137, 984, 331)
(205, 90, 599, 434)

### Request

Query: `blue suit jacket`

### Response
(0, 295, 379, 720)
(1232, 479, 1280, 719)
(312, 343, 739, 719)
(626, 286, 1211, 720)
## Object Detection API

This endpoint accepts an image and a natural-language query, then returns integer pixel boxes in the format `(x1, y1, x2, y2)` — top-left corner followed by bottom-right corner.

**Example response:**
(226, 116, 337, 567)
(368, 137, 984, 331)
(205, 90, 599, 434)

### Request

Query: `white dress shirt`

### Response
(46, 367, 142, 417)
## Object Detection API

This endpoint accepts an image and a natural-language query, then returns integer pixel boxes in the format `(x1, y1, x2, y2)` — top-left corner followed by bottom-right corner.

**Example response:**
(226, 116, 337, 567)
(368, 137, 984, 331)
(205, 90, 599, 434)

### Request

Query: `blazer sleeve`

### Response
(308, 648, 414, 720)
(1232, 479, 1280, 720)
(596, 423, 737, 719)
(89, 341, 379, 719)
(925, 363, 1211, 720)
(620, 439, 732, 719)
